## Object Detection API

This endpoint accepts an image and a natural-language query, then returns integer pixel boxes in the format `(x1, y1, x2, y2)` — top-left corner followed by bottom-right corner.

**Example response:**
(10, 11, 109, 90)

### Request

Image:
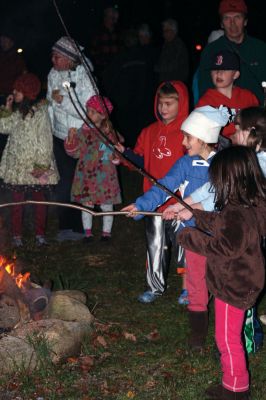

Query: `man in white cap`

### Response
(47, 36, 96, 241)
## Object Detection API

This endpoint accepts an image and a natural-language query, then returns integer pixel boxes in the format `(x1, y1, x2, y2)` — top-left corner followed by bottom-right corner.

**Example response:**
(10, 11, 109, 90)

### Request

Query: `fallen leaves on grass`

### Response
(79, 355, 95, 372)
(144, 379, 156, 389)
(127, 390, 136, 398)
(145, 329, 160, 341)
(94, 335, 108, 348)
(123, 331, 137, 342)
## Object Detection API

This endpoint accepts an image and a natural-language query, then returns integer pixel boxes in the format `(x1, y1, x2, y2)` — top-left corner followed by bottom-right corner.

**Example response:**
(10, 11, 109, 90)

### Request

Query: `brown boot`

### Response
(188, 311, 208, 350)
(205, 384, 250, 400)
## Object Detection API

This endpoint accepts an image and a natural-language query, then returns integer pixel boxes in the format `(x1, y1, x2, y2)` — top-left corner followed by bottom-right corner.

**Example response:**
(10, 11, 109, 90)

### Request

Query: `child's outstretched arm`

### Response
(178, 208, 249, 259)
(162, 195, 195, 220)
(121, 203, 141, 219)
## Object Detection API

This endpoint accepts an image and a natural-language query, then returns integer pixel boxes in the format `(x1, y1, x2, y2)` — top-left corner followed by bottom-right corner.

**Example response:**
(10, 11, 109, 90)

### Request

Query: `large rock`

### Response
(0, 290, 94, 372)
(11, 318, 93, 364)
(45, 293, 93, 323)
(0, 294, 20, 329)
(0, 335, 37, 373)
(51, 289, 87, 304)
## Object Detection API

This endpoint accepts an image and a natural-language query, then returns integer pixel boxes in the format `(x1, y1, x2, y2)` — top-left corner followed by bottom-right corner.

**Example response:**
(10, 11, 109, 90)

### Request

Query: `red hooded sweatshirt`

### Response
(133, 80, 189, 210)
(196, 86, 259, 137)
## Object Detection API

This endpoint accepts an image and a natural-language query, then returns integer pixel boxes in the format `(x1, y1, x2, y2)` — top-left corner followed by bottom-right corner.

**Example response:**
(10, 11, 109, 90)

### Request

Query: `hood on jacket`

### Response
(154, 80, 189, 130)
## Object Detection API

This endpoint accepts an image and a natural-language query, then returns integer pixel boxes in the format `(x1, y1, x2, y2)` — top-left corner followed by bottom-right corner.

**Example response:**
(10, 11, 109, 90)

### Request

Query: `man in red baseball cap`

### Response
(198, 0, 266, 105)
(219, 0, 248, 44)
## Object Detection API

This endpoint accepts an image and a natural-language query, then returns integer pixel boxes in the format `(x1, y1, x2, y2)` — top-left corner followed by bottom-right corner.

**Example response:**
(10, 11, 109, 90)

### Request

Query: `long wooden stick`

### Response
(0, 200, 162, 217)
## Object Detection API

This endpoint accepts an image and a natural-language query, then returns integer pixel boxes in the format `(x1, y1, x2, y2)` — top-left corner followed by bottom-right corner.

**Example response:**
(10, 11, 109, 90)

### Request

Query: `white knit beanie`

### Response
(181, 106, 230, 143)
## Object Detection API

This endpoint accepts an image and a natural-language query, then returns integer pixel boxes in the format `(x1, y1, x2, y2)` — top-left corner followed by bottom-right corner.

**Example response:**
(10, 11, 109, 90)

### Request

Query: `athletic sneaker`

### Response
(36, 235, 48, 246)
(138, 290, 159, 303)
(178, 289, 189, 305)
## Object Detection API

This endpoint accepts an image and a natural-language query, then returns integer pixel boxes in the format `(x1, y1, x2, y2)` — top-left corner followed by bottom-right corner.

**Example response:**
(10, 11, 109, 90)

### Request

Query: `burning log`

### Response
(0, 264, 30, 325)
(0, 256, 50, 327)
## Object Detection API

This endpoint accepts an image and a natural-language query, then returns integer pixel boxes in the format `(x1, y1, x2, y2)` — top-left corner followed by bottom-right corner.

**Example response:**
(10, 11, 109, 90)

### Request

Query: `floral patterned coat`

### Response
(64, 124, 121, 205)
(0, 103, 59, 186)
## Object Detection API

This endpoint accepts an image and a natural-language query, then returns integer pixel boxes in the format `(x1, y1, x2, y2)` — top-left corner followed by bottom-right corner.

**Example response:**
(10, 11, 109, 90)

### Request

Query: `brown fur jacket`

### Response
(178, 201, 266, 310)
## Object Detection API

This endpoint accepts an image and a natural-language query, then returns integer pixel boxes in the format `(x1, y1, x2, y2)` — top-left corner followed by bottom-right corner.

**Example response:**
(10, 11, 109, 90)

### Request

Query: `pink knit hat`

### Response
(86, 95, 113, 116)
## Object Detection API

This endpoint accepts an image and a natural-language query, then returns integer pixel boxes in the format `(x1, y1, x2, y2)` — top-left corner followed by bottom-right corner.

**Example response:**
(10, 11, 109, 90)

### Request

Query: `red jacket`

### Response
(133, 81, 189, 210)
(196, 86, 259, 137)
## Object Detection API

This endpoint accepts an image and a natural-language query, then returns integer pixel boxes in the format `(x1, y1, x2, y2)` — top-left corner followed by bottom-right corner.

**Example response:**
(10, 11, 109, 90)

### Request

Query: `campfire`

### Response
(0, 255, 94, 374)
(0, 256, 50, 330)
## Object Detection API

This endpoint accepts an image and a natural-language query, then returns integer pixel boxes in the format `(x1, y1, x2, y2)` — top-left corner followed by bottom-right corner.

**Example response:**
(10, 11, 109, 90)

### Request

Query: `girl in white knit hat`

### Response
(123, 105, 229, 349)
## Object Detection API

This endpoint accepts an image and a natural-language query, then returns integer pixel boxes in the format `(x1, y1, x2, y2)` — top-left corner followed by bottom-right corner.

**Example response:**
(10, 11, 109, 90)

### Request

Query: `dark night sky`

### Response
(1, 0, 266, 79)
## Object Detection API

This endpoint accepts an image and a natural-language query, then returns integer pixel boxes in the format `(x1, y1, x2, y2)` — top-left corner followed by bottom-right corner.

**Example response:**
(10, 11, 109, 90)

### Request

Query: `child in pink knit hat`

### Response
(64, 95, 121, 242)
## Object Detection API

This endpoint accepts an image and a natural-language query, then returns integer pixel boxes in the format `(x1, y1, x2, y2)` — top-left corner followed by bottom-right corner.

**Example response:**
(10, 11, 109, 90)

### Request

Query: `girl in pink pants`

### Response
(179, 146, 266, 399)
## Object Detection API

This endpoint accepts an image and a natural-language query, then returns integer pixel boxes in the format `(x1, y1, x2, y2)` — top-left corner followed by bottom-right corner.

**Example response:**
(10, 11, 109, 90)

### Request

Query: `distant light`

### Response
(195, 44, 202, 51)
(17, 48, 23, 54)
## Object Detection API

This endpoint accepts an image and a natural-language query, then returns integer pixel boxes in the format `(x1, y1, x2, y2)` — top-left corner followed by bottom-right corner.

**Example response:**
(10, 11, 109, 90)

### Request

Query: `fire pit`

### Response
(0, 256, 94, 374)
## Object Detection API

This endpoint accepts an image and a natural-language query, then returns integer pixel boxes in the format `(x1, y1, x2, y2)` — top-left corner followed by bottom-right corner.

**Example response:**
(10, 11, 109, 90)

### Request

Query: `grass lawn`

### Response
(0, 168, 266, 400)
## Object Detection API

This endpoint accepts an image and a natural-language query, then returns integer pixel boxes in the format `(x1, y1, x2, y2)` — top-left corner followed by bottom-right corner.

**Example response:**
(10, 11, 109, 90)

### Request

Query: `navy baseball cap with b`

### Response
(210, 50, 240, 71)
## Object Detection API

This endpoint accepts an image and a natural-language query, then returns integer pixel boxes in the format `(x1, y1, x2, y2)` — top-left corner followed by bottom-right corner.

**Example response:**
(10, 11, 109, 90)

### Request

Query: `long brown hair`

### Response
(234, 107, 266, 150)
(209, 146, 266, 210)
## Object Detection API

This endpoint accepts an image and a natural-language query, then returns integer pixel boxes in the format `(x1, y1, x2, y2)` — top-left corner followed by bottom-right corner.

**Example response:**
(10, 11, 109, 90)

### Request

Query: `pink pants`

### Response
(215, 298, 249, 392)
(185, 249, 208, 312)
(12, 191, 47, 237)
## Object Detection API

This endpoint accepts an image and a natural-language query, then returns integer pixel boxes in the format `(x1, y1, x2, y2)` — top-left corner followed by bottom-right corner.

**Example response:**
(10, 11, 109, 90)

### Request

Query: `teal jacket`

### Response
(198, 34, 266, 105)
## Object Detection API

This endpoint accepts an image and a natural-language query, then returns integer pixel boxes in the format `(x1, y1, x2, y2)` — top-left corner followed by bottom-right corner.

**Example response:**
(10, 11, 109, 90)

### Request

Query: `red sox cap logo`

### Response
(216, 55, 223, 66)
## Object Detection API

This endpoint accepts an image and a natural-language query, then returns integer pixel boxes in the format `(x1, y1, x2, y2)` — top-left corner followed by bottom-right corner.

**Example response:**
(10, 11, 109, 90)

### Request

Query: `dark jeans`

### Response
(53, 136, 83, 232)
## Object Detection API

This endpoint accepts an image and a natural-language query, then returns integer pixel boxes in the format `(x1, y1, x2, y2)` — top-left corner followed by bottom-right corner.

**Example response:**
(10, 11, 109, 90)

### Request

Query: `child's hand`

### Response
(121, 204, 139, 217)
(162, 203, 184, 220)
(31, 168, 47, 178)
(177, 208, 193, 221)
(115, 142, 125, 153)
(52, 89, 63, 104)
(111, 154, 121, 165)
(67, 128, 78, 143)
(6, 95, 14, 110)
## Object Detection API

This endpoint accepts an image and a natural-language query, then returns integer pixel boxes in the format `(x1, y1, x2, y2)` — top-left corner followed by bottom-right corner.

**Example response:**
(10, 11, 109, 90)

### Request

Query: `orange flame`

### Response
(0, 255, 30, 289)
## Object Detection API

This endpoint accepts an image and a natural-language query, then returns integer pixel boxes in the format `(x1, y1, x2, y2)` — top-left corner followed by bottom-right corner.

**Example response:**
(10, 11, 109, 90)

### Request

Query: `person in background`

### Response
(64, 95, 121, 242)
(102, 28, 156, 147)
(192, 29, 224, 106)
(178, 145, 266, 400)
(157, 19, 189, 84)
(47, 36, 96, 242)
(0, 73, 59, 247)
(138, 23, 153, 47)
(196, 50, 259, 138)
(198, 0, 266, 105)
(0, 30, 27, 157)
(0, 31, 27, 103)
(90, 6, 121, 79)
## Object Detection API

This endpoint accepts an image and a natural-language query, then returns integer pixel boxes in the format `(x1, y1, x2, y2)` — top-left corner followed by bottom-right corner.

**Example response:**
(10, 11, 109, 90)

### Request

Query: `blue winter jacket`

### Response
(135, 153, 215, 227)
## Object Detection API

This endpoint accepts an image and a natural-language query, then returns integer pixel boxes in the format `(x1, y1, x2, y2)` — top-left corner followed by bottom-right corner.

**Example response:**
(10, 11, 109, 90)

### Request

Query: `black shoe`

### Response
(101, 233, 111, 241)
(205, 384, 250, 400)
(83, 235, 94, 243)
